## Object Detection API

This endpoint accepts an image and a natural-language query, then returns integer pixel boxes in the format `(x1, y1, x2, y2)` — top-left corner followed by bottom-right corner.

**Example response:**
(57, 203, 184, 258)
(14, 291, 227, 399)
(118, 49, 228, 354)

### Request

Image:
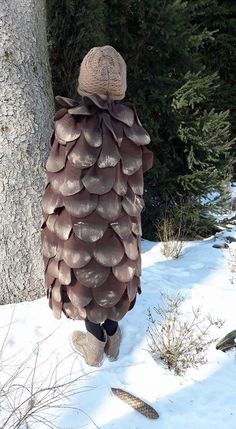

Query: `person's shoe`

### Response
(104, 325, 122, 361)
(71, 329, 107, 367)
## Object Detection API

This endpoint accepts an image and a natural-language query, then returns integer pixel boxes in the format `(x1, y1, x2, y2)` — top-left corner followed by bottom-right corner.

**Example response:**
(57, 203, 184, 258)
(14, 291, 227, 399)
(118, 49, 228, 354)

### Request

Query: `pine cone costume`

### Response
(41, 47, 154, 323)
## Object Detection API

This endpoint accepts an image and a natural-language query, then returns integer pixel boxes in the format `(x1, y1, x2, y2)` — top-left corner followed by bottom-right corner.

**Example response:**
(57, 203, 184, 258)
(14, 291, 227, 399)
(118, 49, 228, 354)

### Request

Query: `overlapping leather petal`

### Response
(68, 134, 100, 169)
(120, 138, 142, 175)
(124, 122, 150, 146)
(51, 299, 62, 320)
(54, 239, 64, 261)
(113, 162, 127, 196)
(54, 208, 73, 240)
(110, 211, 132, 239)
(67, 276, 93, 307)
(54, 108, 67, 122)
(128, 167, 144, 195)
(92, 272, 127, 308)
(122, 185, 144, 216)
(124, 102, 142, 126)
(82, 164, 115, 195)
(60, 161, 83, 196)
(64, 188, 98, 217)
(106, 291, 131, 321)
(85, 301, 108, 324)
(43, 256, 50, 272)
(48, 161, 83, 196)
(103, 113, 123, 145)
(55, 113, 81, 143)
(58, 260, 71, 285)
(73, 212, 108, 243)
(47, 170, 65, 194)
(83, 94, 107, 109)
(109, 103, 134, 126)
(97, 125, 120, 167)
(96, 190, 121, 221)
(127, 275, 140, 302)
(62, 232, 92, 269)
(45, 213, 57, 232)
(134, 253, 141, 276)
(68, 104, 96, 116)
(47, 258, 59, 278)
(42, 229, 58, 258)
(73, 258, 111, 288)
(46, 139, 67, 173)
(82, 115, 102, 147)
(51, 279, 61, 302)
(93, 228, 124, 267)
(63, 302, 86, 320)
(46, 139, 76, 172)
(42, 184, 63, 214)
(41, 93, 154, 323)
(122, 233, 139, 260)
(55, 95, 79, 108)
(110, 117, 123, 145)
(45, 273, 55, 291)
(131, 215, 142, 236)
(112, 255, 136, 282)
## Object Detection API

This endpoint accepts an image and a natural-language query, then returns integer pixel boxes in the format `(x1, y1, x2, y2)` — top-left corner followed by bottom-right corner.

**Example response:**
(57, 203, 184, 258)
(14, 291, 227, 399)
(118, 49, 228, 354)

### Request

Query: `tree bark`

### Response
(0, 0, 54, 303)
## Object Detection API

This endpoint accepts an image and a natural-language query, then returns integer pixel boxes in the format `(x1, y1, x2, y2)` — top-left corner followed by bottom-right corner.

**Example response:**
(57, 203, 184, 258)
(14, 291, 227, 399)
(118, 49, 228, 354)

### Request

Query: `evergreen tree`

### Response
(172, 70, 233, 196)
(189, 0, 236, 174)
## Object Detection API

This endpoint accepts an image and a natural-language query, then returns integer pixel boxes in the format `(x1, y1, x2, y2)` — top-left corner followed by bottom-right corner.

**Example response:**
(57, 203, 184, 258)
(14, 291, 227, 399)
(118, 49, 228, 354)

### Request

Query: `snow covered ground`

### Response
(1, 195, 236, 428)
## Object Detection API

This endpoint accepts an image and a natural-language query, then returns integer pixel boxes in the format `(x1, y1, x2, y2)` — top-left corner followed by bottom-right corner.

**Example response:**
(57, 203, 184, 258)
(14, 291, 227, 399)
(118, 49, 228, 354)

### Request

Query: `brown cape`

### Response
(41, 93, 153, 323)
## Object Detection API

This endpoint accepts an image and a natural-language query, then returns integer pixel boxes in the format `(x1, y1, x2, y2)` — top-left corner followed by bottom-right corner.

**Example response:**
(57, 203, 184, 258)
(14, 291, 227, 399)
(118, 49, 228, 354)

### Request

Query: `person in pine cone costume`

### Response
(41, 46, 153, 367)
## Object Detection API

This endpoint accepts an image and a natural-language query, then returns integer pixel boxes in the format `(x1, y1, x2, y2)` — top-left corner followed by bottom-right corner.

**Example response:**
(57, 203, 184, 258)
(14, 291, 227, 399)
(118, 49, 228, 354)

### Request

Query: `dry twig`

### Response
(147, 292, 224, 375)
(0, 312, 99, 429)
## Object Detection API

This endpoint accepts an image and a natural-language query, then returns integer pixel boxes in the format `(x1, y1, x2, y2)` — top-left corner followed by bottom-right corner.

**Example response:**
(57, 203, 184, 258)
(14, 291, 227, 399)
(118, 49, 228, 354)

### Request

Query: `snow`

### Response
(1, 221, 236, 428)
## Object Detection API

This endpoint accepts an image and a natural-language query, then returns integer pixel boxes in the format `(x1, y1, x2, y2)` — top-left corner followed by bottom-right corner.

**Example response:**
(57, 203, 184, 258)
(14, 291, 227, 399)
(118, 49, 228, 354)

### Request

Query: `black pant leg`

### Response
(85, 319, 106, 341)
(102, 319, 118, 336)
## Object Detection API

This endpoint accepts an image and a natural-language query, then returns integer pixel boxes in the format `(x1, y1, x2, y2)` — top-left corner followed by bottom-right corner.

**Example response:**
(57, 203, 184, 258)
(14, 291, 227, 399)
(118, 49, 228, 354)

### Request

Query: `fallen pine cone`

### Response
(111, 387, 159, 419)
(216, 330, 236, 352)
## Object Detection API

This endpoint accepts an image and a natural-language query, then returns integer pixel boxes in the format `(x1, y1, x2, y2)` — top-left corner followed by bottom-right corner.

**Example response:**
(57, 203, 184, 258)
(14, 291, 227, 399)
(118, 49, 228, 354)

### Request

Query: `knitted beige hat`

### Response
(78, 46, 127, 100)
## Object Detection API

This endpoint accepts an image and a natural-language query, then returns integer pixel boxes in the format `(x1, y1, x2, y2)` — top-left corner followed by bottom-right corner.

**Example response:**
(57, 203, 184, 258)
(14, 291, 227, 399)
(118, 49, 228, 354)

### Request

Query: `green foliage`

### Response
(46, 0, 107, 98)
(46, 0, 235, 240)
(188, 0, 236, 168)
(154, 196, 218, 253)
(172, 69, 235, 196)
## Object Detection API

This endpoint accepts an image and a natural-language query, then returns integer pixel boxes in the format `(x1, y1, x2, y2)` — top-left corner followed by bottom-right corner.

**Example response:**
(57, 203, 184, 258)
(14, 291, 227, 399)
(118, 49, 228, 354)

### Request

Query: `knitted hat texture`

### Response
(78, 46, 127, 100)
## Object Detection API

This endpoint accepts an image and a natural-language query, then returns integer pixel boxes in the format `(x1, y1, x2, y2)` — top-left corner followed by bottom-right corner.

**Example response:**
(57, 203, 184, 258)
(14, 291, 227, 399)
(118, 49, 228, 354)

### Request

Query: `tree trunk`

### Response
(0, 0, 54, 303)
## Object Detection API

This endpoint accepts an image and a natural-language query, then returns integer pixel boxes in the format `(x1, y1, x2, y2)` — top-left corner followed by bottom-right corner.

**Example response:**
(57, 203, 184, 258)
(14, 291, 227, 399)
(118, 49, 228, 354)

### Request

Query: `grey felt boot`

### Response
(104, 325, 122, 361)
(71, 329, 107, 367)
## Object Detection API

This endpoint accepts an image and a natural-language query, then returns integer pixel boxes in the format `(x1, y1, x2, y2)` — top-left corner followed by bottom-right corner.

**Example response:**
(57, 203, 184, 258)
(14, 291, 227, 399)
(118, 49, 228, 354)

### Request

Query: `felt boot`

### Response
(71, 329, 107, 367)
(104, 325, 122, 361)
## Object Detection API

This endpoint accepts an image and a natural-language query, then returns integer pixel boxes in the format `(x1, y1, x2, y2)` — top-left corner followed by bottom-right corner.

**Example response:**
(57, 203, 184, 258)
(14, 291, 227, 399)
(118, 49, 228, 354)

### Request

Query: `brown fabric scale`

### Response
(41, 93, 154, 323)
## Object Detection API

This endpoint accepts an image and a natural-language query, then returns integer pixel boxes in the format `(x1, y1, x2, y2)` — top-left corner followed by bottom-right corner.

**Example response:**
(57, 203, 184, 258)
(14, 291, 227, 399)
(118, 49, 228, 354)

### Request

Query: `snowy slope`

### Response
(1, 226, 236, 428)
